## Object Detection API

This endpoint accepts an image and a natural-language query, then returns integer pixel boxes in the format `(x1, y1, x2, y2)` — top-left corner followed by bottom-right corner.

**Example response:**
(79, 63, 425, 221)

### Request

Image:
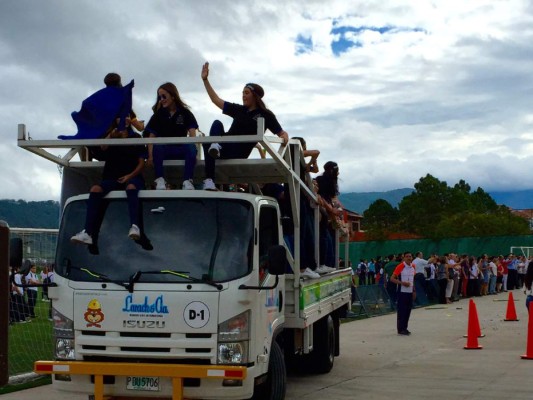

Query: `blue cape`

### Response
(58, 80, 134, 140)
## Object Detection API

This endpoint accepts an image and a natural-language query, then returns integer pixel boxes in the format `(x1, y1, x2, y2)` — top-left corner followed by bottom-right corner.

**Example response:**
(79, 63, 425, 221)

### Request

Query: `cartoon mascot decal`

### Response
(84, 299, 105, 328)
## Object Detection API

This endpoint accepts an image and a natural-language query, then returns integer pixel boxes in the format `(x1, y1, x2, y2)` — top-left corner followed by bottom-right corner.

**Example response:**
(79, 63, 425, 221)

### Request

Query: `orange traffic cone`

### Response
(464, 299, 482, 350)
(504, 291, 519, 321)
(521, 306, 533, 359)
(463, 299, 485, 338)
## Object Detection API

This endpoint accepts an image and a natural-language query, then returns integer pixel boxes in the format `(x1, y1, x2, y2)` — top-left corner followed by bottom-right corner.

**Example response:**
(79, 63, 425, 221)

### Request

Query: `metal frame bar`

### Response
(34, 360, 246, 400)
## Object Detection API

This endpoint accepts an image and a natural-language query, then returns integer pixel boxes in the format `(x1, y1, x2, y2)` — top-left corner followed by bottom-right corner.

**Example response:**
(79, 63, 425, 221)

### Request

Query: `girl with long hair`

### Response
(145, 82, 198, 190)
(199, 62, 289, 190)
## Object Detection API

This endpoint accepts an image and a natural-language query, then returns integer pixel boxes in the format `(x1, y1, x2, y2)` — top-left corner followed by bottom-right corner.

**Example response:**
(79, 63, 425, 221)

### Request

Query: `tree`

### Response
(362, 199, 399, 240)
(397, 174, 528, 238)
(434, 208, 530, 238)
(398, 174, 450, 236)
(469, 187, 498, 213)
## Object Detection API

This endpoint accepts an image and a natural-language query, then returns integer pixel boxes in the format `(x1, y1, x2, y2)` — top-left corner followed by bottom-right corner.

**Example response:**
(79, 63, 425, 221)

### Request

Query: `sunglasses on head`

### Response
(158, 94, 168, 101)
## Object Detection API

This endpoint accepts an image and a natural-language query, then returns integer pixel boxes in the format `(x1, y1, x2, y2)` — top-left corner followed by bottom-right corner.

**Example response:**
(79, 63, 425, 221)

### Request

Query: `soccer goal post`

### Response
(510, 246, 533, 257)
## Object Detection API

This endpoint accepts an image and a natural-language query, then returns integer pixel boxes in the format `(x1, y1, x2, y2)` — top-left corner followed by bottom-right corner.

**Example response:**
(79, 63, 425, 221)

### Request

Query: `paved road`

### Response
(4, 290, 532, 400)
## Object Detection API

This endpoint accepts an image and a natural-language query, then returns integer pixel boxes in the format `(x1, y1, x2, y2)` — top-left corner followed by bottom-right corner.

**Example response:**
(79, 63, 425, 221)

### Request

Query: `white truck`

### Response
(18, 122, 351, 400)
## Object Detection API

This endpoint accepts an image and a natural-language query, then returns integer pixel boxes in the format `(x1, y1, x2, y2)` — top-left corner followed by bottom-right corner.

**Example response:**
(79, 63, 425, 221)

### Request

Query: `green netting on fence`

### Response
(341, 234, 533, 262)
(349, 285, 392, 319)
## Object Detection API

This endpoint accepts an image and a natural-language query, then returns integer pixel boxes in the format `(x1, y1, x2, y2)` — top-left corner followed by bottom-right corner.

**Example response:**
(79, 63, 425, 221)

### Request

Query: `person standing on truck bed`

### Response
(70, 120, 146, 246)
(200, 61, 289, 191)
(144, 82, 198, 190)
(262, 182, 321, 279)
(315, 161, 342, 271)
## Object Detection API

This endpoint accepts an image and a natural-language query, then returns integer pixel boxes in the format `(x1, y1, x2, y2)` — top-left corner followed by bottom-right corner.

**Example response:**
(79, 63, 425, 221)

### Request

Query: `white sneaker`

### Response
(71, 230, 93, 245)
(208, 143, 221, 159)
(154, 177, 167, 190)
(316, 265, 336, 274)
(128, 224, 140, 240)
(182, 179, 195, 190)
(301, 267, 320, 279)
(203, 178, 217, 191)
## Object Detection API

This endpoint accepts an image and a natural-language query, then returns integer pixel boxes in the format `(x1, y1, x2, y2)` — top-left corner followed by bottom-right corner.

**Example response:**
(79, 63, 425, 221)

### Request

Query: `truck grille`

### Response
(77, 330, 216, 360)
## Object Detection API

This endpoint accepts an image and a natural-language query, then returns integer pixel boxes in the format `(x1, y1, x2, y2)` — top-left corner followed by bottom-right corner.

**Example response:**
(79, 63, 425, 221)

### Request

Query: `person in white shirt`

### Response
(468, 256, 480, 297)
(11, 266, 28, 323)
(390, 252, 416, 335)
(517, 256, 527, 289)
(40, 266, 52, 301)
(488, 256, 498, 294)
(25, 265, 40, 318)
(412, 251, 429, 305)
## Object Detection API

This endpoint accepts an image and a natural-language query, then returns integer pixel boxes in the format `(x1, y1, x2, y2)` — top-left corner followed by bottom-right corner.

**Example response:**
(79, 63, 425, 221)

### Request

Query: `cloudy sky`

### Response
(2, 0, 533, 201)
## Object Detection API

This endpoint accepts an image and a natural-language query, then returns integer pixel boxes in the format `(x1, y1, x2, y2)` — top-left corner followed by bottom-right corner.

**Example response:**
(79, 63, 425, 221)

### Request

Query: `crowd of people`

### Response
(9, 264, 54, 324)
(349, 251, 533, 336)
(354, 252, 533, 312)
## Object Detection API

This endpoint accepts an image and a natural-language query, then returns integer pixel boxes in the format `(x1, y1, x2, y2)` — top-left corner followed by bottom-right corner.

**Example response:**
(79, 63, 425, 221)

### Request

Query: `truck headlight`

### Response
(56, 338, 75, 360)
(52, 308, 75, 360)
(217, 311, 250, 365)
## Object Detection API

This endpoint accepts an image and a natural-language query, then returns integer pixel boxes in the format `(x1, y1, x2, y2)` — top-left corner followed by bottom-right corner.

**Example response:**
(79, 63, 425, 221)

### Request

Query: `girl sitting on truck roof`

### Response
(70, 119, 146, 246)
(144, 82, 199, 190)
(199, 61, 289, 190)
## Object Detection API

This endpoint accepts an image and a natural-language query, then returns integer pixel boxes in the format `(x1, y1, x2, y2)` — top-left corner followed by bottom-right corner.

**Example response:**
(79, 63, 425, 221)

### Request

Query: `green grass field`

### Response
(8, 290, 54, 377)
(0, 376, 51, 395)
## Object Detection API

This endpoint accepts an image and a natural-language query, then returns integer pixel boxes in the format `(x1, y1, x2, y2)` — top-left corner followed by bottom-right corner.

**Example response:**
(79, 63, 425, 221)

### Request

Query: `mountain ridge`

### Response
(339, 188, 533, 214)
(2, 188, 533, 228)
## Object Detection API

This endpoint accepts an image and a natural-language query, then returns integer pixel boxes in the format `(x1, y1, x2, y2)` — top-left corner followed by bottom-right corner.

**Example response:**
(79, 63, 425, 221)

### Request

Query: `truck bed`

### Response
(284, 268, 352, 329)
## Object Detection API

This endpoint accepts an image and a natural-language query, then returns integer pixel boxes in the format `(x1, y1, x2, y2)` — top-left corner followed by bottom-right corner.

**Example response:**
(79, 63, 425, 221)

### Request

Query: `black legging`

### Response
(438, 278, 448, 304)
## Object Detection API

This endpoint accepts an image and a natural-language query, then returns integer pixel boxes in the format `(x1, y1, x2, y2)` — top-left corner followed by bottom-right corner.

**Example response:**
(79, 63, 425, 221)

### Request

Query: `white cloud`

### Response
(1, 0, 533, 202)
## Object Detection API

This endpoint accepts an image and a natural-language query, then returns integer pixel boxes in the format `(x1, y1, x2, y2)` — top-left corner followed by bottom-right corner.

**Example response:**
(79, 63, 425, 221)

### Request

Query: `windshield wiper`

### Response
(62, 259, 223, 292)
(128, 270, 223, 291)
(68, 264, 130, 291)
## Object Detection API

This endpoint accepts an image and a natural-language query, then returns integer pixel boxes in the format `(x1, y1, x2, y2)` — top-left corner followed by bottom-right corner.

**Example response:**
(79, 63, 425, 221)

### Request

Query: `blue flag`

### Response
(58, 80, 134, 140)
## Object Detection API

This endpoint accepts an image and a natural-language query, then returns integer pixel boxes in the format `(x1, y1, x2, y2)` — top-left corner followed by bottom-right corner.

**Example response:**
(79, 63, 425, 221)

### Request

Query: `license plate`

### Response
(126, 376, 160, 391)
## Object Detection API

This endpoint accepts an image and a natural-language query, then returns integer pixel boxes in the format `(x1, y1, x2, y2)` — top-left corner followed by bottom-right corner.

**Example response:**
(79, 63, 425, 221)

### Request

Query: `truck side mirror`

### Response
(267, 245, 286, 276)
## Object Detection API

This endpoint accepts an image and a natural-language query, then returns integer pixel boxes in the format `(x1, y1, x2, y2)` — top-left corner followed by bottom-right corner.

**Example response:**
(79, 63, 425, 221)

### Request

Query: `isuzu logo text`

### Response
(123, 320, 166, 329)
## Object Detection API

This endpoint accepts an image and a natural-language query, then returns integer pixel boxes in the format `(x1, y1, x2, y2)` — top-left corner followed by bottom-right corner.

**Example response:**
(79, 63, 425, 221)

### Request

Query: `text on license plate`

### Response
(126, 376, 160, 391)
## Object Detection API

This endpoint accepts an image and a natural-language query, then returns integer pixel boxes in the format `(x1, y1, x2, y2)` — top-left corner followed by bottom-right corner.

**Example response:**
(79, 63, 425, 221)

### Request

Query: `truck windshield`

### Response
(56, 197, 254, 284)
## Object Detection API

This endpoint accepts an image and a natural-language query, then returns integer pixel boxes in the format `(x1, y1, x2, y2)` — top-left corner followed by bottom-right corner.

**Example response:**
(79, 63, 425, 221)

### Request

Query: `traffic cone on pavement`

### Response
(504, 291, 519, 321)
(463, 299, 485, 338)
(521, 305, 533, 359)
(464, 299, 482, 350)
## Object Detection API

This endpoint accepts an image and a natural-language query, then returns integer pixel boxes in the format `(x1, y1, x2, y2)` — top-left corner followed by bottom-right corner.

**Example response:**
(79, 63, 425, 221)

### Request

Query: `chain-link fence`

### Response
(7, 228, 58, 384)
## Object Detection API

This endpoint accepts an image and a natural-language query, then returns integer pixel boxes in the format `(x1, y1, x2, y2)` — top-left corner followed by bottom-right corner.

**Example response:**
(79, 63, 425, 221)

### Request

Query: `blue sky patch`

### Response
(330, 24, 425, 56)
(295, 34, 313, 55)
(331, 25, 394, 55)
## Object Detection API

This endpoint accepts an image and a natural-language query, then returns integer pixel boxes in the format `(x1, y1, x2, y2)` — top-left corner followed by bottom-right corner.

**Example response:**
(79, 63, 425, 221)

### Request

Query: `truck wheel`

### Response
(252, 340, 286, 400)
(311, 315, 335, 373)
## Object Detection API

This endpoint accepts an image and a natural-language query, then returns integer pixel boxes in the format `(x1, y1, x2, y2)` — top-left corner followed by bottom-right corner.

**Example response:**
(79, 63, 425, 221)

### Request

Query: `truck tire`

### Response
(311, 315, 335, 373)
(252, 340, 286, 400)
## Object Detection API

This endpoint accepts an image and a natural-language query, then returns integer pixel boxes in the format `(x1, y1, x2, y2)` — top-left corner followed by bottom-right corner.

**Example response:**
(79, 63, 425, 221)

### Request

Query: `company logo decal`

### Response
(84, 298, 105, 328)
(122, 294, 169, 314)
